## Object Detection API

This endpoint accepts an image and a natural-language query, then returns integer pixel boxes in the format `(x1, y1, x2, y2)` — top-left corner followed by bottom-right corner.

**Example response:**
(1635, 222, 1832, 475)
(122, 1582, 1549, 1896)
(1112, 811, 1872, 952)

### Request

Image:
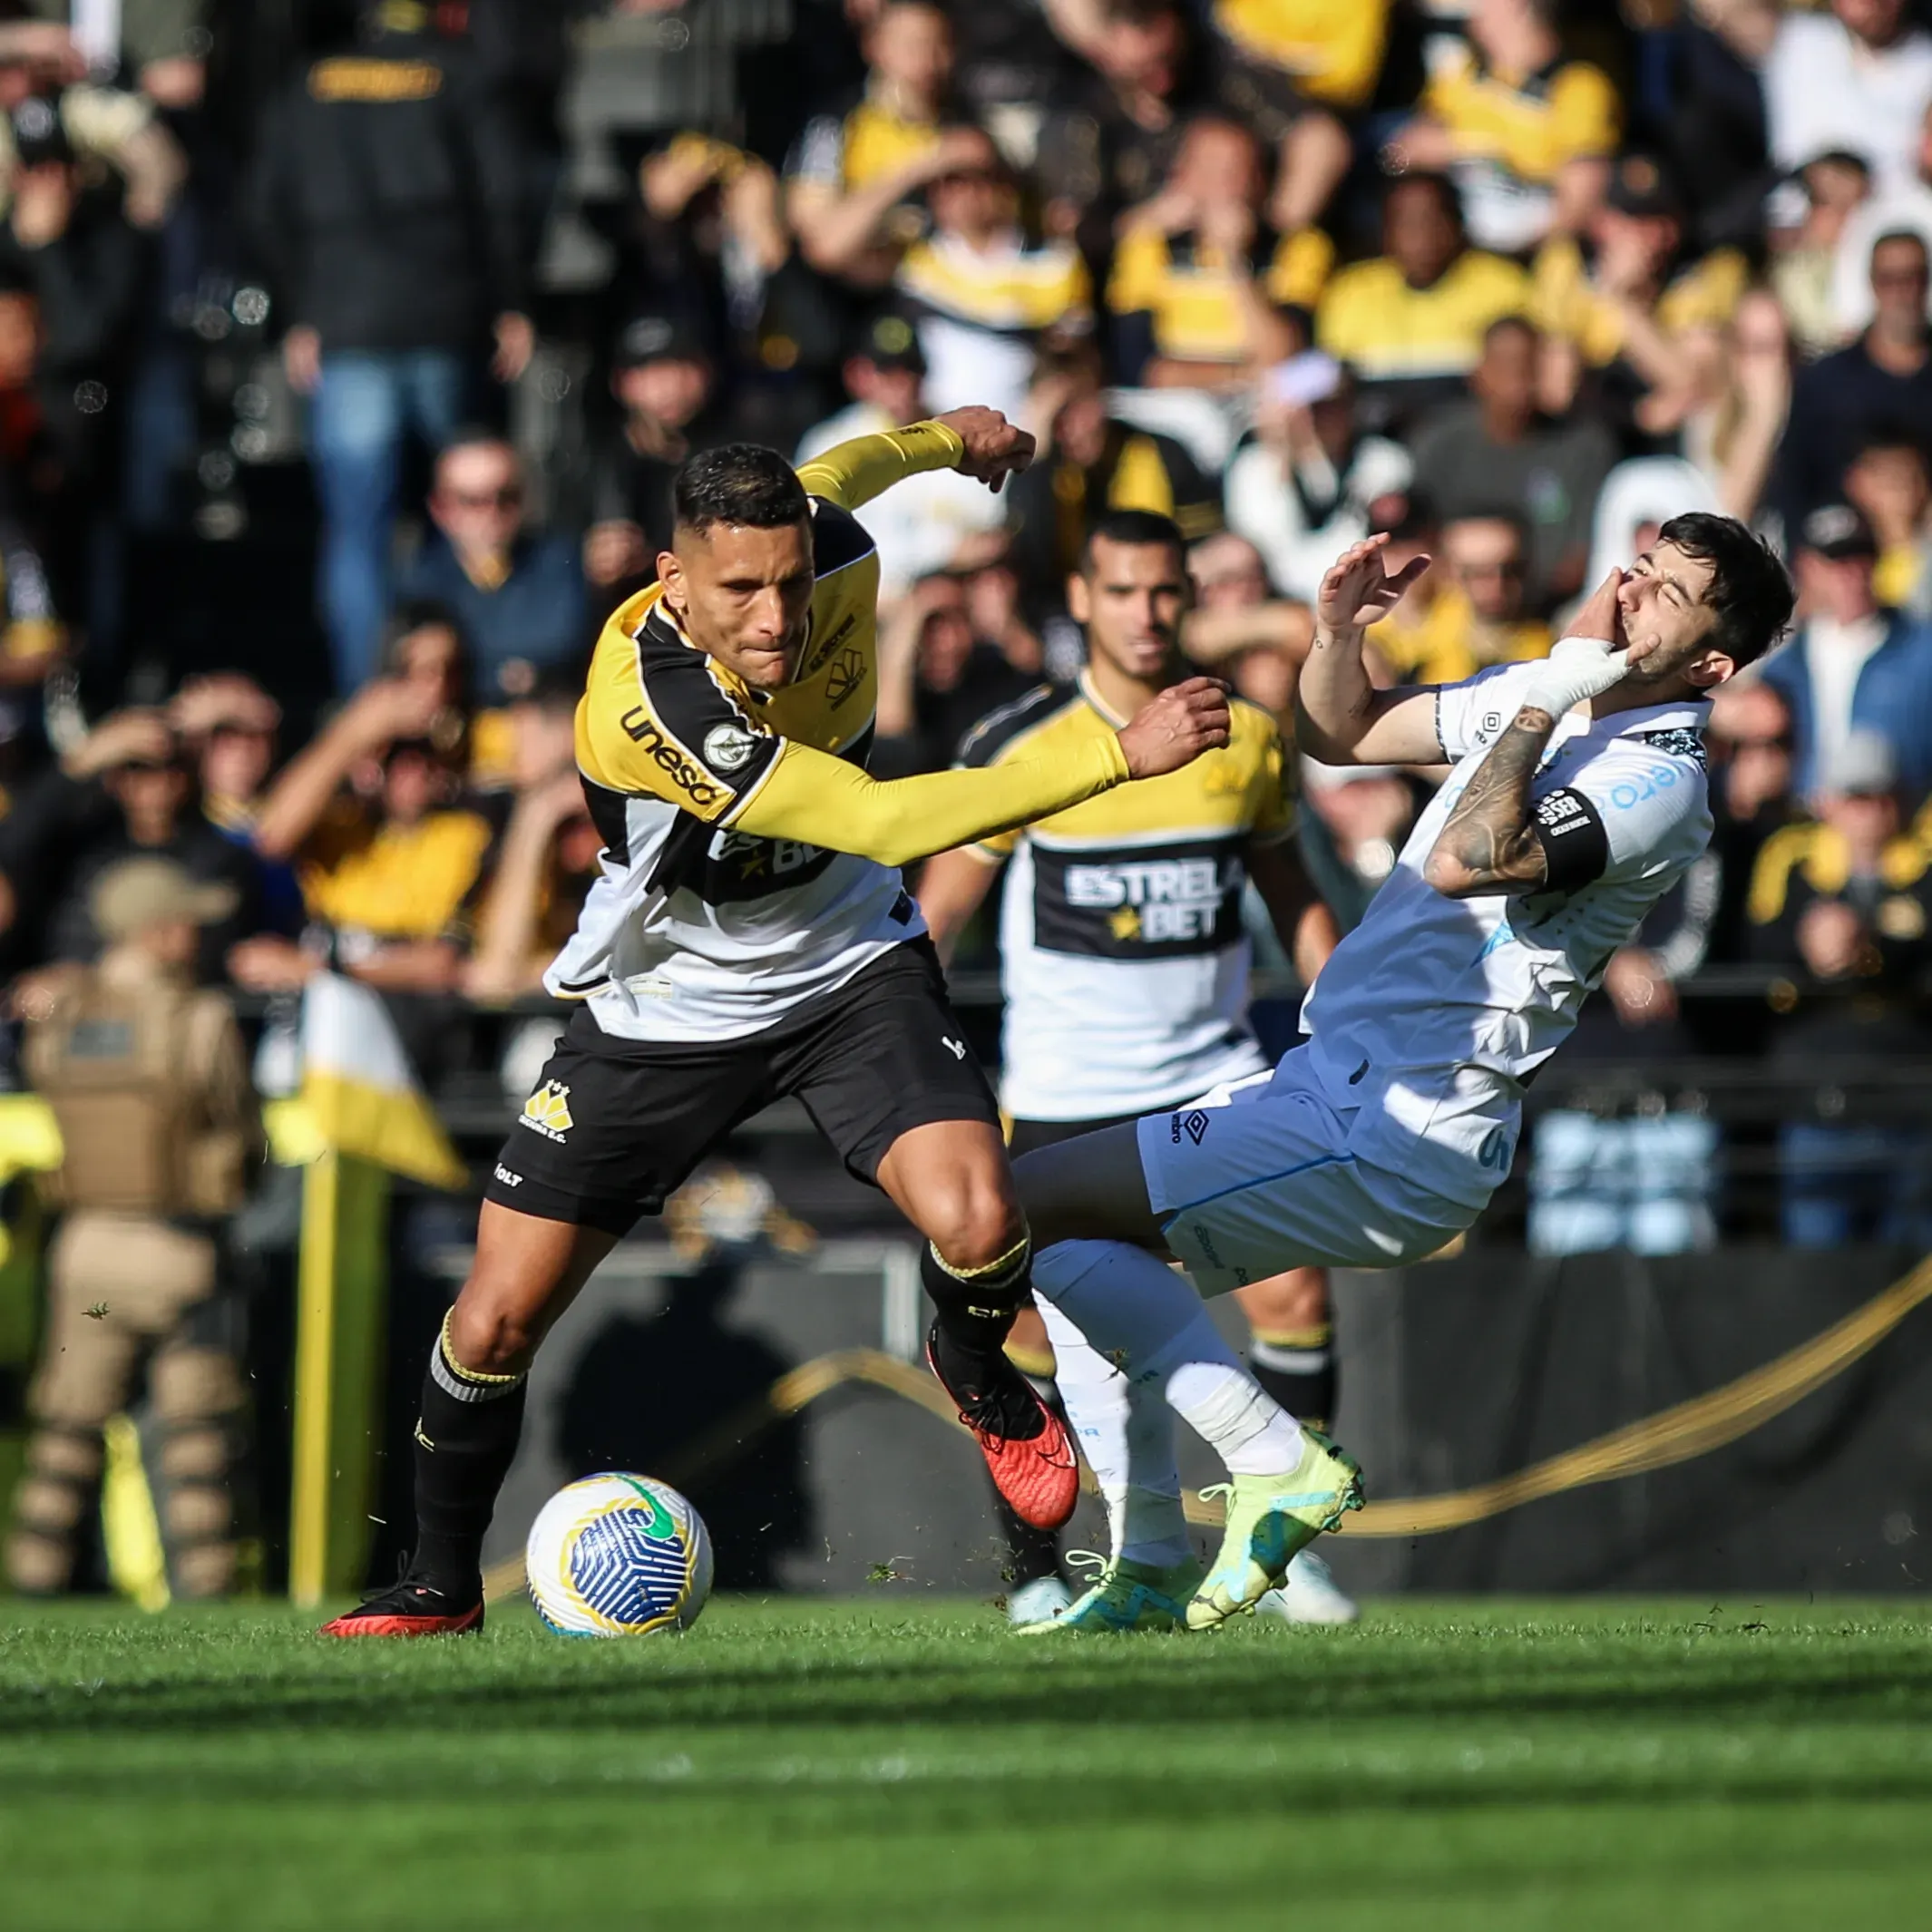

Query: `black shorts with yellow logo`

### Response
(485, 939, 1000, 1235)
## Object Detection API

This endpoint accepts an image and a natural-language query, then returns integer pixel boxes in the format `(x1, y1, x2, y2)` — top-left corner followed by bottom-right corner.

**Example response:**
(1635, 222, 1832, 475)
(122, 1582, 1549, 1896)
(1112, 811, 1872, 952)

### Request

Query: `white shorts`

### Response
(1137, 1053, 1482, 1295)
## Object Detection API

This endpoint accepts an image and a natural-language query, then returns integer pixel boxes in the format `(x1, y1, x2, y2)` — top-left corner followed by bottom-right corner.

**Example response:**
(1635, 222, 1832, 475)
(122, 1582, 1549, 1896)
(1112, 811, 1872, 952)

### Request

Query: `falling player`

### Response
(1009, 514, 1795, 1628)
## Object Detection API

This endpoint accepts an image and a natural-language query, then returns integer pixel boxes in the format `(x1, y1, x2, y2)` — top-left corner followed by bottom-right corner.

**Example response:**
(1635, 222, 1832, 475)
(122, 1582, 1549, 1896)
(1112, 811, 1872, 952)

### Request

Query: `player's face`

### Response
(1615, 542, 1733, 689)
(1069, 536, 1189, 681)
(661, 519, 816, 688)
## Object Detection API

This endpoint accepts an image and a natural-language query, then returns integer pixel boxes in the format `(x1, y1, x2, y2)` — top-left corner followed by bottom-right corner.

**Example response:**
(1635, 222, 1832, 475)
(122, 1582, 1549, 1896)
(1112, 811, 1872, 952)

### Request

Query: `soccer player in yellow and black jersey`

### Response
(920, 510, 1353, 1631)
(323, 408, 1234, 1636)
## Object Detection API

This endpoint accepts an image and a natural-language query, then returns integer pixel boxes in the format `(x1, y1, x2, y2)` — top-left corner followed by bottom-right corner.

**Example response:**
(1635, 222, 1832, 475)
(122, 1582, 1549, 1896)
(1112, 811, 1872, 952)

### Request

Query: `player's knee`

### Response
(447, 1286, 541, 1377)
(925, 1183, 1026, 1274)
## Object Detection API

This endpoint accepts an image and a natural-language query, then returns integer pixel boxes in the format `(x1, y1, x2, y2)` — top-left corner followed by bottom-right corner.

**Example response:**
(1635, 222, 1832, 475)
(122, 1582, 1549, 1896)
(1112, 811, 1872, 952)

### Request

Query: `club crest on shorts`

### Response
(1170, 1108, 1211, 1146)
(521, 1080, 574, 1141)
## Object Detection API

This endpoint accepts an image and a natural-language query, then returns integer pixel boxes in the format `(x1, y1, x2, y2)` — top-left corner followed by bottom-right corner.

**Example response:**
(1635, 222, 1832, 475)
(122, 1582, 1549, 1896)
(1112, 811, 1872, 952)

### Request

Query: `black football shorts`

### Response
(485, 939, 1000, 1234)
(1005, 1111, 1141, 1157)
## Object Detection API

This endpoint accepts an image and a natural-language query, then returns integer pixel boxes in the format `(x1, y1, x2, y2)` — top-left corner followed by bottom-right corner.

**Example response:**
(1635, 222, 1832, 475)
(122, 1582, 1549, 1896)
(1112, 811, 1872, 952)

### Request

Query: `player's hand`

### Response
(1117, 677, 1231, 778)
(1520, 573, 1630, 716)
(1315, 534, 1429, 633)
(933, 405, 1036, 495)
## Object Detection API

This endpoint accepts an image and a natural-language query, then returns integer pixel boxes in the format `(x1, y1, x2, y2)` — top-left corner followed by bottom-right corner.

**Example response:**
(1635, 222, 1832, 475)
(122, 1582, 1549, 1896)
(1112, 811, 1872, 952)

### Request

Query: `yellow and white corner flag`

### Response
(299, 972, 467, 1190)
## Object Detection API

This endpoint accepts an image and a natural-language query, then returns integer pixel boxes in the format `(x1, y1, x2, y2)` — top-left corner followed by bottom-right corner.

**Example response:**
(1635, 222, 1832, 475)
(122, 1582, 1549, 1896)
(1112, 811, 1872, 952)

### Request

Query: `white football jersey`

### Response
(961, 678, 1294, 1121)
(1297, 661, 1714, 1207)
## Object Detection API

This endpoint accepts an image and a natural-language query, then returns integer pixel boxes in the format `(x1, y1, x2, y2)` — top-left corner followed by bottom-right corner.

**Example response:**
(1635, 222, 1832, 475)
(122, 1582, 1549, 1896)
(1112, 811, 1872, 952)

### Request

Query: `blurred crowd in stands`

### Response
(0, 0, 1928, 1250)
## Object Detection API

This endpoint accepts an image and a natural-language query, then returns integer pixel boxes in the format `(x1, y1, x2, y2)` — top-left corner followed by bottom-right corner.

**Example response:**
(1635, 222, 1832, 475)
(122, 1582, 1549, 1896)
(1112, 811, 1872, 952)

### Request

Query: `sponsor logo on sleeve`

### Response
(620, 707, 727, 808)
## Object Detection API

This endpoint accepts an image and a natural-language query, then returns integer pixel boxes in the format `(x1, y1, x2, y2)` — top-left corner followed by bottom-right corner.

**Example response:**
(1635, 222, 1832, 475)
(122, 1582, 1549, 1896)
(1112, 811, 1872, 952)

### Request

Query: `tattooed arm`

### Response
(1421, 706, 1558, 897)
(1424, 570, 1634, 898)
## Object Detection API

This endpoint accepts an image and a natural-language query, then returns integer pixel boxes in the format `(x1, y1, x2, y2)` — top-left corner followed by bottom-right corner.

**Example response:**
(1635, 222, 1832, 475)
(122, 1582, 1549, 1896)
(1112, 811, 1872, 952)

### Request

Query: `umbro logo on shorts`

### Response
(1170, 1109, 1211, 1145)
(520, 1081, 574, 1141)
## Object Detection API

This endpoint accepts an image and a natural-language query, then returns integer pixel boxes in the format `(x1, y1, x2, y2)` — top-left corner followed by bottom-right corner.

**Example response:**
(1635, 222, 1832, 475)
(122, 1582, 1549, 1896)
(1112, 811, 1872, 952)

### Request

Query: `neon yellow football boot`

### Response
(1187, 1432, 1364, 1631)
(1013, 1550, 1205, 1635)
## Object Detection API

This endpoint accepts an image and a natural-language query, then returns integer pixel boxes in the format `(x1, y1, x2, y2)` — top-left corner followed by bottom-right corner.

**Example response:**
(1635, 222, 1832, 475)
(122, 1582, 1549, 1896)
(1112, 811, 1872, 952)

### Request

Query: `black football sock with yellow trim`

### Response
(411, 1314, 528, 1600)
(1247, 1323, 1336, 1435)
(922, 1234, 1034, 1399)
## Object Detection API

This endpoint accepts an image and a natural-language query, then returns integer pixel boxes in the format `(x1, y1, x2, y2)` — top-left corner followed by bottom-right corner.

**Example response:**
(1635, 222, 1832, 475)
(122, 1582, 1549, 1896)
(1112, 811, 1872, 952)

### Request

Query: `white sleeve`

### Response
(1432, 663, 1544, 763)
(1531, 739, 1712, 890)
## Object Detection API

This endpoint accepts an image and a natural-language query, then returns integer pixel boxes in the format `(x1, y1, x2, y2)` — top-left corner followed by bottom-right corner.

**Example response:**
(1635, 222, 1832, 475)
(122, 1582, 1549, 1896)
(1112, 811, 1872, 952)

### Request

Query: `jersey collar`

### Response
(1077, 668, 1132, 729)
(1597, 695, 1712, 738)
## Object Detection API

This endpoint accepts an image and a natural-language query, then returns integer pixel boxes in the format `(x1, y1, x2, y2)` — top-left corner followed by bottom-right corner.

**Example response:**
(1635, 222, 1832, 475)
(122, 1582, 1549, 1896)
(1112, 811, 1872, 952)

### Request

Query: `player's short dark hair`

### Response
(1657, 512, 1795, 668)
(1079, 509, 1186, 574)
(672, 444, 810, 538)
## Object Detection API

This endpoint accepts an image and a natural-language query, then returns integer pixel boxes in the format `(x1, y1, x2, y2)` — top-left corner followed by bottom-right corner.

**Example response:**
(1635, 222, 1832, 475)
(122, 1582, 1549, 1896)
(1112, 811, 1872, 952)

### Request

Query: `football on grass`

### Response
(525, 1473, 714, 1636)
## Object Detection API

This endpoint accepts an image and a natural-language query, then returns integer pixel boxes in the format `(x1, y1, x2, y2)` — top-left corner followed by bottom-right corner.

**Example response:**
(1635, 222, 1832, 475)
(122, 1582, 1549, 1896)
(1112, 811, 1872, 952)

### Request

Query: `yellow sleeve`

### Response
(1528, 238, 1586, 341)
(1313, 268, 1363, 359)
(795, 419, 967, 512)
(1482, 64, 1618, 181)
(1265, 228, 1335, 309)
(1294, 0, 1388, 109)
(1537, 64, 1620, 171)
(729, 734, 1130, 868)
(1107, 229, 1166, 316)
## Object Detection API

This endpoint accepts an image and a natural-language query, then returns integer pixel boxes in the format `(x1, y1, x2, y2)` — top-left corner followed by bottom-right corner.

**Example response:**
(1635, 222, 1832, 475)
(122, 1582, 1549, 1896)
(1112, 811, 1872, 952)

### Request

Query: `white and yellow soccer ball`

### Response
(524, 1473, 714, 1637)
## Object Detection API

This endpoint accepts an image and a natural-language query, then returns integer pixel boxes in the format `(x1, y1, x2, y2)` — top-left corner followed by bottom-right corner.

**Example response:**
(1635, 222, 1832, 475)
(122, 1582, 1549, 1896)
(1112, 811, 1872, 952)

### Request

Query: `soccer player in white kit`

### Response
(1012, 512, 1796, 1628)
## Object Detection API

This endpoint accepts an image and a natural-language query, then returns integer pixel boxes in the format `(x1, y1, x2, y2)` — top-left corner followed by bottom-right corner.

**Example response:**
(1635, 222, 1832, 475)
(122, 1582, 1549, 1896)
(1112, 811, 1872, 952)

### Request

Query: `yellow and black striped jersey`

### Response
(960, 676, 1293, 1119)
(1316, 249, 1531, 388)
(1530, 238, 1750, 369)
(1212, 0, 1390, 111)
(1107, 225, 1334, 366)
(548, 423, 1134, 1042)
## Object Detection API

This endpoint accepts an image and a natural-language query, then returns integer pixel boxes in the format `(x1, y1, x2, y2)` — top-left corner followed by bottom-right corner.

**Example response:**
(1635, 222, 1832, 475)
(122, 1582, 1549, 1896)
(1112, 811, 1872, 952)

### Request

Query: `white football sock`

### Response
(1033, 1240, 1305, 1482)
(1038, 1296, 1191, 1568)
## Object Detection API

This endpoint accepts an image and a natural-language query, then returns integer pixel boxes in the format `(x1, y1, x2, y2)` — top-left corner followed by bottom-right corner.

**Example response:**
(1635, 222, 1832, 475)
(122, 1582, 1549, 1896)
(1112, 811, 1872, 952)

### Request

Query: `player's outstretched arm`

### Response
(1296, 535, 1443, 766)
(1423, 572, 1630, 899)
(795, 407, 1035, 512)
(729, 678, 1229, 868)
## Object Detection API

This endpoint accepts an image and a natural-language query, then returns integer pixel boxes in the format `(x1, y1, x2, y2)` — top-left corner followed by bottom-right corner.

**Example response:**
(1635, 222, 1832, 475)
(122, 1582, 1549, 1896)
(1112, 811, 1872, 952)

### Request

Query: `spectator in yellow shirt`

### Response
(1369, 508, 1552, 685)
(1385, 0, 1620, 255)
(1107, 116, 1322, 390)
(1315, 171, 1532, 429)
(785, 0, 972, 288)
(1532, 151, 1750, 430)
(893, 126, 1091, 419)
(1053, 0, 1368, 234)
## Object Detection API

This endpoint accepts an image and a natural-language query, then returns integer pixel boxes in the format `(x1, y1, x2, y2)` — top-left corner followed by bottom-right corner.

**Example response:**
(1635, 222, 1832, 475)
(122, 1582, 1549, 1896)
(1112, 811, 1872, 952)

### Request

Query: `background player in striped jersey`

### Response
(921, 508, 1356, 1630)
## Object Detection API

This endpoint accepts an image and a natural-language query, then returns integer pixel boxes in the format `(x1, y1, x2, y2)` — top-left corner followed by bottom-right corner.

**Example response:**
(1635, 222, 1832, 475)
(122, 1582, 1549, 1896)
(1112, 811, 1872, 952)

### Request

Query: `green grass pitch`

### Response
(4, 1595, 1931, 1931)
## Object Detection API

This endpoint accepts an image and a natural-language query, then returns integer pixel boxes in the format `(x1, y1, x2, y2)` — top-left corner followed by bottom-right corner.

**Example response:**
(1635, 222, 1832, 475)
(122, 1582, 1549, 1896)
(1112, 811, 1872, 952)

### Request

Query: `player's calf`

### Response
(320, 1205, 615, 1639)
